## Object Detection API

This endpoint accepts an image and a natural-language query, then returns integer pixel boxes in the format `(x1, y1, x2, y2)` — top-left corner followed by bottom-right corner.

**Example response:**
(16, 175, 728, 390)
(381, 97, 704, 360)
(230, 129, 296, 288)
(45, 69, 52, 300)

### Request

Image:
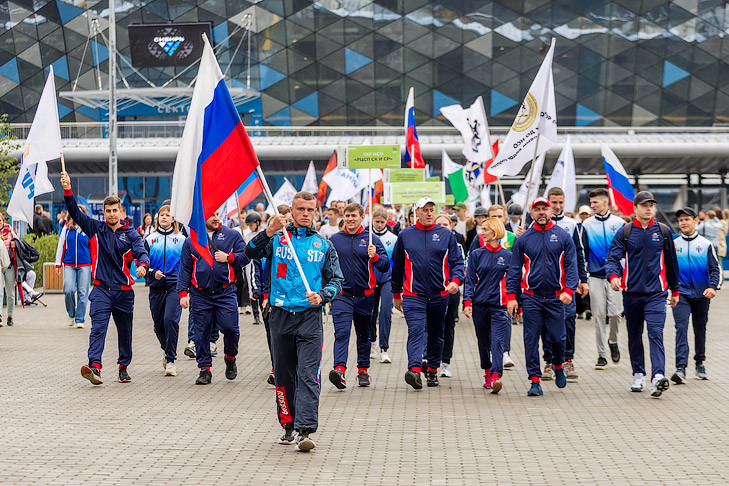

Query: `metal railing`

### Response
(4, 122, 729, 140)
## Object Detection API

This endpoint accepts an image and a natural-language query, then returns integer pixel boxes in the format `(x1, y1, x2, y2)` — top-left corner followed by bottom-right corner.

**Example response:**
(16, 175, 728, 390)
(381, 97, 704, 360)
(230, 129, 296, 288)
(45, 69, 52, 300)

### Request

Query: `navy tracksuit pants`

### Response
(149, 286, 181, 363)
(672, 295, 710, 368)
(189, 286, 239, 368)
(521, 293, 565, 379)
(402, 295, 449, 370)
(441, 291, 460, 364)
(332, 294, 374, 369)
(542, 299, 576, 363)
(270, 306, 323, 432)
(87, 286, 134, 368)
(369, 281, 393, 351)
(624, 291, 667, 378)
(472, 305, 511, 375)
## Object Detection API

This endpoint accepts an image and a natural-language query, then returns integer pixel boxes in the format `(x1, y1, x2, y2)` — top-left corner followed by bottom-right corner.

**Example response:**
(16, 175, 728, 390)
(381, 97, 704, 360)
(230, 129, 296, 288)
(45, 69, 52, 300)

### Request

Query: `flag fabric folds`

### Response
(510, 152, 545, 209)
(237, 172, 264, 209)
(170, 34, 260, 266)
(301, 160, 318, 194)
(265, 178, 298, 215)
(317, 150, 338, 207)
(404, 87, 425, 168)
(442, 150, 469, 203)
(544, 135, 577, 213)
(602, 145, 635, 215)
(440, 96, 492, 163)
(7, 66, 61, 228)
(487, 38, 558, 178)
(483, 140, 499, 184)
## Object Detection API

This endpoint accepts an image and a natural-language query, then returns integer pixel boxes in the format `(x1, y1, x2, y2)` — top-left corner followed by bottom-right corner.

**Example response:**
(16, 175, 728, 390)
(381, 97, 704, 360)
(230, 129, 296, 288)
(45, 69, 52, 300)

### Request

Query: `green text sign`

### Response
(426, 176, 440, 182)
(384, 182, 446, 205)
(444, 194, 455, 206)
(339, 144, 401, 169)
(384, 168, 426, 183)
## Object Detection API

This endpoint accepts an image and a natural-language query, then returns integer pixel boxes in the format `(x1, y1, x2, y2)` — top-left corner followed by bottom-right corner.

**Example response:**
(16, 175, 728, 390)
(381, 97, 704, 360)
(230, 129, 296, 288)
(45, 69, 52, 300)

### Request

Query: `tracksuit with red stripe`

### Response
(392, 222, 465, 371)
(605, 218, 680, 378)
(464, 242, 512, 376)
(506, 221, 578, 380)
(329, 227, 389, 371)
(64, 189, 150, 369)
(177, 225, 249, 369)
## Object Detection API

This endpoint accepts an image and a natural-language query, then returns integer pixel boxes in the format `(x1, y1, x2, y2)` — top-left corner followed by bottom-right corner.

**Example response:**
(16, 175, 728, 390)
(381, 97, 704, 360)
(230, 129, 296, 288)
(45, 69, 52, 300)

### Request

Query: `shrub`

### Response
(20, 234, 59, 288)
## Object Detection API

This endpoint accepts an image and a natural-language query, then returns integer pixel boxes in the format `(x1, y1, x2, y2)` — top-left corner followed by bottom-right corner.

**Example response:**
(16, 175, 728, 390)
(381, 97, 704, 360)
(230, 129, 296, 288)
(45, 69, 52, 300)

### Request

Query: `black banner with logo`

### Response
(129, 23, 212, 68)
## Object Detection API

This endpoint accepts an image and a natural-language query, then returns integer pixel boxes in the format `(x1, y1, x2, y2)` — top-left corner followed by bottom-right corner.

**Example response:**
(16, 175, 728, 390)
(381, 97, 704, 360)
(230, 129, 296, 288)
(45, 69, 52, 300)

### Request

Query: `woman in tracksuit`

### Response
(464, 217, 512, 394)
(144, 205, 185, 377)
(55, 207, 92, 328)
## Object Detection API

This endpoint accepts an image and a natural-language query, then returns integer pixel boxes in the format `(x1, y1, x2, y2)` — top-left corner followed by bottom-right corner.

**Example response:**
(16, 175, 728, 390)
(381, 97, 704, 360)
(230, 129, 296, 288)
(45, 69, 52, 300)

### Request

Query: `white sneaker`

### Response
(380, 351, 391, 363)
(162, 354, 167, 370)
(650, 374, 669, 397)
(370, 343, 377, 358)
(210, 342, 218, 357)
(503, 352, 514, 368)
(67, 317, 75, 327)
(244, 305, 252, 315)
(75, 322, 84, 328)
(238, 307, 245, 315)
(165, 362, 177, 376)
(631, 373, 645, 392)
(441, 363, 452, 377)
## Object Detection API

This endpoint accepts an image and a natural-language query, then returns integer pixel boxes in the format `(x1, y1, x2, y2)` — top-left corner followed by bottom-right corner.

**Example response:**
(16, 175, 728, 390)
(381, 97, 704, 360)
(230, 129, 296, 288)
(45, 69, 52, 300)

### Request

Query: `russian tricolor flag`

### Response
(404, 87, 425, 168)
(171, 34, 260, 266)
(601, 145, 635, 216)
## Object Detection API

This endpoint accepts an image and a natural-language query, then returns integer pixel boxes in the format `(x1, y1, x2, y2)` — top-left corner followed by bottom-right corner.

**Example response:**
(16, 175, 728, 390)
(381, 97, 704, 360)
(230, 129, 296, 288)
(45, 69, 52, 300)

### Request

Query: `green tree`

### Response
(0, 114, 20, 212)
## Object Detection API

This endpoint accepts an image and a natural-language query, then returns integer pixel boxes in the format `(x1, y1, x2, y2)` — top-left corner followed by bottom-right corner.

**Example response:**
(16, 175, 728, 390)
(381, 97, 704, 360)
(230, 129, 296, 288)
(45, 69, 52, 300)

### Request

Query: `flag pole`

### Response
(497, 179, 506, 206)
(368, 169, 373, 245)
(521, 134, 541, 226)
(234, 189, 243, 230)
(255, 166, 312, 293)
(61, 153, 66, 173)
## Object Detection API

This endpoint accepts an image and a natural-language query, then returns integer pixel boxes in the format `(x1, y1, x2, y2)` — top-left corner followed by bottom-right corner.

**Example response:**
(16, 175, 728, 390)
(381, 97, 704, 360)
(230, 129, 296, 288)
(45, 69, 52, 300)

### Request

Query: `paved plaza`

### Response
(0, 286, 728, 485)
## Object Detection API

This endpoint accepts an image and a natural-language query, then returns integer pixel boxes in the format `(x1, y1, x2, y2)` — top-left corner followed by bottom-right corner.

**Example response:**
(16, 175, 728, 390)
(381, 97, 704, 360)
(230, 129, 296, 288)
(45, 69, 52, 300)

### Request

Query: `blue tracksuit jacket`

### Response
(605, 218, 680, 295)
(329, 226, 389, 296)
(144, 227, 185, 290)
(464, 243, 512, 307)
(245, 223, 344, 312)
(372, 227, 397, 283)
(506, 221, 578, 300)
(177, 225, 249, 296)
(64, 189, 149, 289)
(391, 222, 465, 299)
(673, 232, 721, 299)
(581, 213, 625, 278)
(55, 225, 91, 267)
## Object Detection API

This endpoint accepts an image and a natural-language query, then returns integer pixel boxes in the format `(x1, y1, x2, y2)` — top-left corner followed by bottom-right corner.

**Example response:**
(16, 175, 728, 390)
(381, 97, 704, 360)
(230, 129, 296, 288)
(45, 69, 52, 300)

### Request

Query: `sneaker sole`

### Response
(503, 362, 514, 368)
(426, 380, 439, 387)
(542, 375, 553, 381)
(165, 370, 177, 376)
(566, 374, 579, 379)
(490, 380, 502, 394)
(278, 438, 294, 445)
(118, 376, 131, 383)
(380, 358, 391, 363)
(295, 438, 315, 452)
(527, 390, 543, 396)
(80, 365, 103, 385)
(329, 370, 346, 389)
(404, 372, 422, 390)
(184, 348, 196, 359)
(594, 364, 608, 370)
(671, 373, 686, 385)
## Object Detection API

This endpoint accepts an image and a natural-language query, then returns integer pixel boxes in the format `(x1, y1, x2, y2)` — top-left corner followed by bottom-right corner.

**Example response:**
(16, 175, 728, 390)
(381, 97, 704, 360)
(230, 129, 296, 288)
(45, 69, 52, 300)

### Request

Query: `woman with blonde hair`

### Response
(144, 205, 185, 376)
(463, 217, 512, 393)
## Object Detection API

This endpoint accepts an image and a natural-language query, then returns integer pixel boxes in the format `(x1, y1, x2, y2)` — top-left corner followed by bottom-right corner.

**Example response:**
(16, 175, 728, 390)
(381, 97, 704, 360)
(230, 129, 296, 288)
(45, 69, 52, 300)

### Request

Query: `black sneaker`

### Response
(404, 370, 422, 389)
(329, 368, 346, 389)
(118, 366, 131, 383)
(426, 370, 439, 387)
(196, 369, 212, 385)
(0, 316, 3, 327)
(267, 372, 275, 386)
(594, 357, 608, 370)
(225, 356, 237, 380)
(81, 364, 103, 385)
(609, 341, 620, 363)
(294, 428, 316, 452)
(278, 425, 295, 445)
(6, 316, 13, 326)
(586, 311, 592, 320)
(357, 371, 370, 387)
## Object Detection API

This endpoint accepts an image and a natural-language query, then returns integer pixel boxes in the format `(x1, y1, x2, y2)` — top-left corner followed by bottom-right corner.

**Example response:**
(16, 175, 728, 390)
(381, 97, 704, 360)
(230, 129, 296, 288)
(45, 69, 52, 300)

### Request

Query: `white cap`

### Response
(414, 197, 436, 210)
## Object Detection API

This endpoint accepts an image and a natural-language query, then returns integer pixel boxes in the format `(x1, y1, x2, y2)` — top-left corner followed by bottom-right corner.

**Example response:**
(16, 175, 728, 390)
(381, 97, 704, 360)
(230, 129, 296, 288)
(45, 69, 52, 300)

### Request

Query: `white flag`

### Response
(324, 169, 361, 205)
(218, 191, 238, 221)
(439, 96, 493, 163)
(510, 152, 545, 209)
(301, 160, 318, 193)
(265, 178, 297, 215)
(480, 184, 492, 208)
(487, 39, 557, 178)
(544, 135, 576, 213)
(7, 66, 61, 228)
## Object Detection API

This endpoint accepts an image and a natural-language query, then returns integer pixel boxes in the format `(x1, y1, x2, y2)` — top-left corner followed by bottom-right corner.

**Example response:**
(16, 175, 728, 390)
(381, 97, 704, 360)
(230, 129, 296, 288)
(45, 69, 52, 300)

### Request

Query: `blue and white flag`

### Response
(7, 66, 61, 228)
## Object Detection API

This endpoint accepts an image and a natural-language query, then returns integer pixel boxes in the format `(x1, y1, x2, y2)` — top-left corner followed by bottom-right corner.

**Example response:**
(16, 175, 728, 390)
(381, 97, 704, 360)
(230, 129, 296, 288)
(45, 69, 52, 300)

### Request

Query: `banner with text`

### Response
(338, 144, 401, 169)
(384, 182, 446, 205)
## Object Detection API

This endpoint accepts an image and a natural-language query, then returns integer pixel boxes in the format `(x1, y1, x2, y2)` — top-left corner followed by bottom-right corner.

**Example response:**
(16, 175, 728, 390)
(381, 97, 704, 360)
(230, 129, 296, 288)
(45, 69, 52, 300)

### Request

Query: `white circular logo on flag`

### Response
(512, 92, 538, 132)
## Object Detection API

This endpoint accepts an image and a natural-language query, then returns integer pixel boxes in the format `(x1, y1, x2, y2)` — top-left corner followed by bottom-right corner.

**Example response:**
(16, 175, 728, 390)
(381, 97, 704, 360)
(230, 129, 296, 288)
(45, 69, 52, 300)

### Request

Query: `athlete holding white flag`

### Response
(8, 66, 61, 228)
